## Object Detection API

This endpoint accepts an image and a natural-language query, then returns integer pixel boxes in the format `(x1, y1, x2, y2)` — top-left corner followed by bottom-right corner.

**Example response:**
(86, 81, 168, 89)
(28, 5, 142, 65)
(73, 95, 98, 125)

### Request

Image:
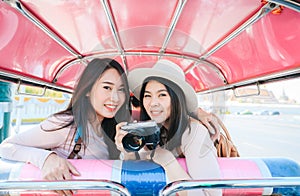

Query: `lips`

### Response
(150, 110, 162, 116)
(105, 103, 118, 112)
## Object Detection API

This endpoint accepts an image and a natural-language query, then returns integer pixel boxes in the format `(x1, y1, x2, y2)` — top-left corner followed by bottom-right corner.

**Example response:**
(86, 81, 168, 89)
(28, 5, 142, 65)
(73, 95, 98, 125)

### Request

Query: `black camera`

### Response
(121, 121, 160, 152)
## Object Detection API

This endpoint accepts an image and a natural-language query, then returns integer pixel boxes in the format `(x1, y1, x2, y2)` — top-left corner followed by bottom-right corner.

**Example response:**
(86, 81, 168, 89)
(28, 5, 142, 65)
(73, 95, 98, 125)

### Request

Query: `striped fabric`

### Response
(1, 157, 300, 195)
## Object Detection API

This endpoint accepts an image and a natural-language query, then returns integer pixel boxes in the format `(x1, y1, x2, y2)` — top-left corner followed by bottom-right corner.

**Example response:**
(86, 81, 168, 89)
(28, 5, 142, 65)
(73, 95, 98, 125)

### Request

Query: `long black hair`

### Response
(43, 58, 131, 159)
(139, 77, 190, 151)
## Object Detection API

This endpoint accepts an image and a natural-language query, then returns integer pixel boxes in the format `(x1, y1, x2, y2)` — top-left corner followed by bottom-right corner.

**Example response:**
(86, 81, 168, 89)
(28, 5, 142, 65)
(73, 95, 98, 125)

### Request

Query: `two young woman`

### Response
(0, 58, 221, 195)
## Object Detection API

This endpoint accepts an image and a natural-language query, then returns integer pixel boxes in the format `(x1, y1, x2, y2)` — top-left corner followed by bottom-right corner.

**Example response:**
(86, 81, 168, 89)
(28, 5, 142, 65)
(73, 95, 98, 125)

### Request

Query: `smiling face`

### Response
(89, 68, 126, 121)
(142, 80, 171, 125)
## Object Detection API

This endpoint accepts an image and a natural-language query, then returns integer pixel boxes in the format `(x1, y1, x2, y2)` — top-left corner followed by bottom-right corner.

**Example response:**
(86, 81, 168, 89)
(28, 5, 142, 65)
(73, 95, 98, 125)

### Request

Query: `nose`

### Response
(149, 96, 159, 107)
(110, 90, 120, 102)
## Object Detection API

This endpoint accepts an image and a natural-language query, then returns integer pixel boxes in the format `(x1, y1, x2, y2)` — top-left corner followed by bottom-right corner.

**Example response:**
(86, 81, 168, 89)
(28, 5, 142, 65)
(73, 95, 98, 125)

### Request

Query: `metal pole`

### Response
(0, 180, 131, 196)
(160, 177, 300, 196)
(0, 81, 12, 142)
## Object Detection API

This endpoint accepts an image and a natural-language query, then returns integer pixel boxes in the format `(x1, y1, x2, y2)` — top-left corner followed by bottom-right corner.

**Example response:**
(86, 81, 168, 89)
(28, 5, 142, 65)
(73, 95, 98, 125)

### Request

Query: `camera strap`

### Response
(134, 149, 156, 160)
(68, 137, 82, 159)
(135, 151, 140, 160)
(68, 126, 82, 159)
(150, 149, 156, 160)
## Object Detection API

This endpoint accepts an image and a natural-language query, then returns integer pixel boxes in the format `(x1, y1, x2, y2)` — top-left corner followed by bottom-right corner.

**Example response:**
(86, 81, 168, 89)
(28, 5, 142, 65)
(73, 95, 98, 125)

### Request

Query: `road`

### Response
(222, 114, 300, 163)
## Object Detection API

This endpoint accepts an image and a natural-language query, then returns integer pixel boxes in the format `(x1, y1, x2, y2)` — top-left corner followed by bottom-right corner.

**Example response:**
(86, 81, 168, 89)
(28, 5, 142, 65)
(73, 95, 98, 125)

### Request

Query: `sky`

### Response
(264, 78, 300, 103)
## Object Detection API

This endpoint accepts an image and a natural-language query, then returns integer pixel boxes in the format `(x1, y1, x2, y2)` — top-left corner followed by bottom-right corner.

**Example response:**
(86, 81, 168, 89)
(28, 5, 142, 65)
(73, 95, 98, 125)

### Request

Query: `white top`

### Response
(181, 120, 220, 179)
(180, 120, 221, 195)
(0, 115, 109, 169)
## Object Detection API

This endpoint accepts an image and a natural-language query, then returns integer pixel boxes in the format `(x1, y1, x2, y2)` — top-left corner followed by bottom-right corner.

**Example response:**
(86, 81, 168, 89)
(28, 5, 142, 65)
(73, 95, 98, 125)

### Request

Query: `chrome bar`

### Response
(184, 59, 227, 84)
(159, 0, 187, 54)
(197, 67, 300, 95)
(8, 47, 297, 94)
(121, 55, 129, 74)
(101, 0, 123, 54)
(4, 0, 82, 58)
(0, 180, 130, 196)
(268, 0, 300, 12)
(101, 0, 128, 71)
(0, 69, 73, 94)
(200, 2, 279, 59)
(160, 177, 300, 196)
(54, 51, 227, 84)
(52, 59, 88, 84)
(16, 81, 46, 97)
(233, 82, 261, 98)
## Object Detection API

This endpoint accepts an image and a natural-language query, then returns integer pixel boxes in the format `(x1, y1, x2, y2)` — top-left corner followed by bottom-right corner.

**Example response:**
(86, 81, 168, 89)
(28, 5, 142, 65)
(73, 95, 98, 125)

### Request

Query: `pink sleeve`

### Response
(0, 115, 72, 169)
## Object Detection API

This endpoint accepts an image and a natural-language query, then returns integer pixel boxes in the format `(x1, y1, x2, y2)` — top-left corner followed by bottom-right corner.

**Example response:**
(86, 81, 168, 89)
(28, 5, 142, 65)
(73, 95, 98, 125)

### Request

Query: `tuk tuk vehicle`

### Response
(0, 0, 300, 195)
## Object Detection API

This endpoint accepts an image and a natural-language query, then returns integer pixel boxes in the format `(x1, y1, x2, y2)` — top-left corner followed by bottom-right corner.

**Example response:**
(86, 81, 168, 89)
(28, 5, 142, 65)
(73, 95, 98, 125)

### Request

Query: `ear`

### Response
(86, 92, 90, 97)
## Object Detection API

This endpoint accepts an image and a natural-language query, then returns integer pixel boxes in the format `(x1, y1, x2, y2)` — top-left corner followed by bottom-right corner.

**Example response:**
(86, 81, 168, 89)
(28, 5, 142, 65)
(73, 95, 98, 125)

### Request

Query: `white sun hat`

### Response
(128, 59, 198, 113)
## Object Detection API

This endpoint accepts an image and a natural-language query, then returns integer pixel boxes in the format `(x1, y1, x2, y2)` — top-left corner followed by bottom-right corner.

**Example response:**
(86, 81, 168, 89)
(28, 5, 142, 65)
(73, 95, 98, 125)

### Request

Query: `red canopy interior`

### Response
(0, 0, 300, 94)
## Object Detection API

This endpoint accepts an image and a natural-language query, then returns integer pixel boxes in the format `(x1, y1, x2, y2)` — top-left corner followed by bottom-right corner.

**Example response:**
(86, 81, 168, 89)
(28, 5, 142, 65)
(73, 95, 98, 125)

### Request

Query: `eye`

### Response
(159, 92, 168, 97)
(118, 87, 125, 92)
(143, 93, 151, 98)
(103, 85, 112, 90)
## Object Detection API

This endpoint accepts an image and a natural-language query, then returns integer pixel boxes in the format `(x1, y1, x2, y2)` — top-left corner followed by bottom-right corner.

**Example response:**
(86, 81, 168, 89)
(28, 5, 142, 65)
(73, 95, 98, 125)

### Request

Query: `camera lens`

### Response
(121, 121, 160, 152)
(122, 133, 145, 152)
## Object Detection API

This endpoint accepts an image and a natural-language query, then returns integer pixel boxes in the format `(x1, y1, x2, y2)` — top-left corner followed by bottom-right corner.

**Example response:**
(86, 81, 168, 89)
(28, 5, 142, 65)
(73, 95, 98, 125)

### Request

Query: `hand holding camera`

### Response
(121, 121, 160, 152)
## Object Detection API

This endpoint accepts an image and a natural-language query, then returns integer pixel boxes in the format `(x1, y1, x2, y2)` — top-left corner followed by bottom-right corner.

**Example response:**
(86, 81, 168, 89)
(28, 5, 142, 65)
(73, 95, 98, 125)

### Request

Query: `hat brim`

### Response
(128, 68, 198, 113)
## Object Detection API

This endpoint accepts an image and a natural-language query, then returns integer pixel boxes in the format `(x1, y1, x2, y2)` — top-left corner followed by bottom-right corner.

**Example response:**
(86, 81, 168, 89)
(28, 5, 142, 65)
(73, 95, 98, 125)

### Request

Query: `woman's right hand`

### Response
(115, 122, 136, 159)
(42, 153, 80, 195)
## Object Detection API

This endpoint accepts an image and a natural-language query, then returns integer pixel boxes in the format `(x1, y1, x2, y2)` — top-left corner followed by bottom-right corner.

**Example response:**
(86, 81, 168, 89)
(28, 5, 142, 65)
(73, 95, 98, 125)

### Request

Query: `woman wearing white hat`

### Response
(115, 59, 222, 196)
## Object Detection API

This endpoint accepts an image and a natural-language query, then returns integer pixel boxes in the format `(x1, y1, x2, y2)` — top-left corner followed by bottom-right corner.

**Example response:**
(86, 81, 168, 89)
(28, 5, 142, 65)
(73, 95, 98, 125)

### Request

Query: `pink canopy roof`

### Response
(0, 0, 299, 94)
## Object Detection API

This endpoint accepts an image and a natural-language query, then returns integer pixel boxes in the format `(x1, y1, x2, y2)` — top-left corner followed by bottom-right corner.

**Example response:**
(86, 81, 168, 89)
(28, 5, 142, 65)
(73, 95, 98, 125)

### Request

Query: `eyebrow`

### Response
(145, 89, 167, 93)
(102, 81, 113, 85)
(101, 81, 124, 87)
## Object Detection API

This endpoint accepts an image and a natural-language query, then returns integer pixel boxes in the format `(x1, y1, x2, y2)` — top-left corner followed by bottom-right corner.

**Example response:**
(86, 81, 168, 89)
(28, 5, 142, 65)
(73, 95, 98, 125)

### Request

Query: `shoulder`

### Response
(181, 118, 215, 155)
(40, 114, 74, 130)
(184, 117, 208, 138)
